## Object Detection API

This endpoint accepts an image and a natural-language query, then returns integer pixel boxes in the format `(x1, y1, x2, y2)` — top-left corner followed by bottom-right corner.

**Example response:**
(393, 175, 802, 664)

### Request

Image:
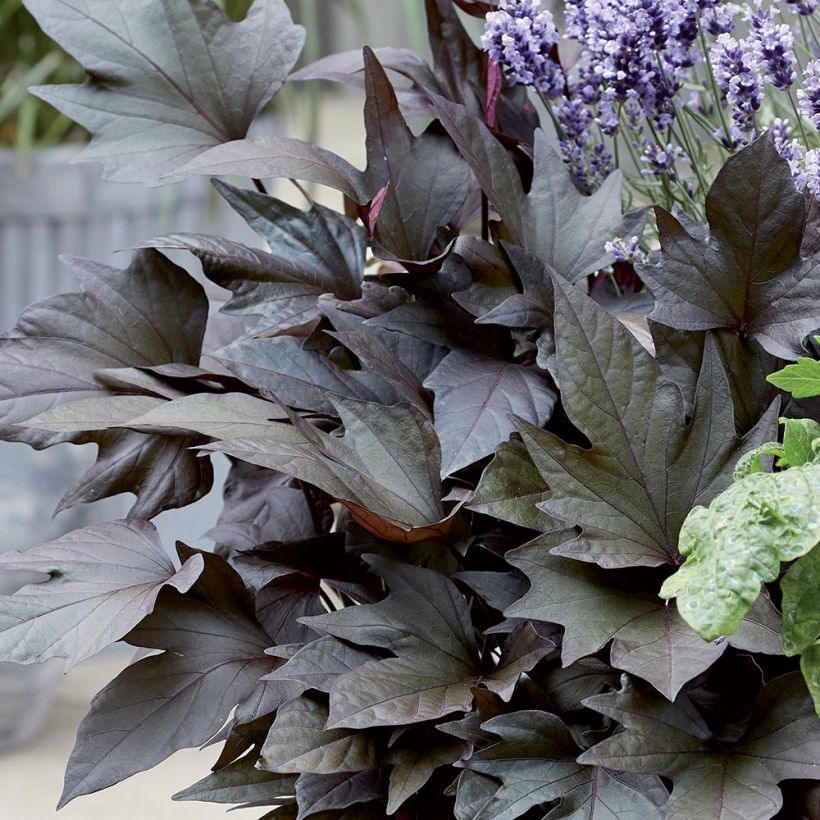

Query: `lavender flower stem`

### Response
(617, 104, 643, 174)
(681, 104, 727, 149)
(787, 88, 811, 148)
(538, 92, 566, 141)
(670, 119, 707, 196)
(697, 18, 734, 147)
(803, 13, 820, 54)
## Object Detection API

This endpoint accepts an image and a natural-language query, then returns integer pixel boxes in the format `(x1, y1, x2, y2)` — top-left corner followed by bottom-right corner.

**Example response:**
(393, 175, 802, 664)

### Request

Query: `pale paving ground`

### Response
(0, 91, 368, 820)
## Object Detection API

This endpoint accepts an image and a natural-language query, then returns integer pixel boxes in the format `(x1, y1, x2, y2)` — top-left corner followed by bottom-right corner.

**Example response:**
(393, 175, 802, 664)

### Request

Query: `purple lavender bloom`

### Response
(564, 0, 589, 39)
(556, 95, 614, 191)
(798, 60, 820, 130)
(746, 1, 797, 89)
(481, 0, 565, 97)
(702, 2, 739, 35)
(582, 0, 664, 100)
(596, 87, 621, 135)
(711, 33, 764, 136)
(805, 148, 820, 199)
(640, 140, 688, 180)
(785, 0, 818, 16)
(605, 235, 646, 263)
(771, 118, 807, 188)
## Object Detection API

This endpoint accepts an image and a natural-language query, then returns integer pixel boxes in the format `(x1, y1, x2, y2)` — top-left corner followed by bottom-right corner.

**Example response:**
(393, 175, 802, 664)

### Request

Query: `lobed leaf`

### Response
(0, 519, 202, 669)
(640, 137, 820, 358)
(24, 0, 304, 184)
(580, 674, 820, 820)
(515, 277, 776, 568)
(59, 548, 272, 806)
(506, 542, 781, 699)
(424, 350, 556, 476)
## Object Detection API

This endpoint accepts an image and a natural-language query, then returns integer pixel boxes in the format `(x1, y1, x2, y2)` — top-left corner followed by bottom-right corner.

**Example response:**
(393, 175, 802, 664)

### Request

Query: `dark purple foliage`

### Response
(1, 1, 819, 819)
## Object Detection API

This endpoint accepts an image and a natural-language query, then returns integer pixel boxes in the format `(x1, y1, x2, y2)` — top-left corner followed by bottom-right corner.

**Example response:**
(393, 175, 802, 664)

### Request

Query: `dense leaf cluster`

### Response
(3, 1, 820, 818)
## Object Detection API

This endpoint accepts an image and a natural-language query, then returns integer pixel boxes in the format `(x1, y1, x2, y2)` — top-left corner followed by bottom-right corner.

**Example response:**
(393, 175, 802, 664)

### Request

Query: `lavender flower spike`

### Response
(785, 0, 818, 16)
(798, 60, 820, 130)
(746, 0, 797, 89)
(805, 148, 820, 199)
(711, 33, 764, 138)
(481, 0, 564, 97)
(605, 235, 646, 264)
(771, 118, 806, 188)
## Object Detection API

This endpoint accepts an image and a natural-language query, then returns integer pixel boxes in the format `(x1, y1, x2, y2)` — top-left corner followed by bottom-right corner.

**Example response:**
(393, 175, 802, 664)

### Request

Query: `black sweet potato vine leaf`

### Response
(59, 547, 273, 806)
(580, 674, 820, 820)
(23, 0, 305, 184)
(640, 137, 820, 358)
(146, 179, 367, 336)
(0, 250, 213, 518)
(301, 558, 552, 729)
(514, 277, 777, 568)
(0, 520, 202, 668)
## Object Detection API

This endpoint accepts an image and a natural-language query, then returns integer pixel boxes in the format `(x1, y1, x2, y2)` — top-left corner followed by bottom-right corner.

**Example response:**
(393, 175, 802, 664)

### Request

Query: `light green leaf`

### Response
(800, 641, 820, 716)
(661, 464, 820, 640)
(781, 546, 820, 655)
(781, 417, 820, 467)
(767, 357, 820, 398)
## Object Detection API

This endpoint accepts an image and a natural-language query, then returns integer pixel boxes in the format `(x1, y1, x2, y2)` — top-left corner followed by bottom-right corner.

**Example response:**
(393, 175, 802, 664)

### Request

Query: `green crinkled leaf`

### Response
(515, 277, 776, 568)
(24, 0, 304, 184)
(661, 463, 820, 641)
(781, 417, 820, 467)
(800, 641, 820, 716)
(580, 674, 820, 820)
(767, 357, 820, 398)
(782, 545, 820, 655)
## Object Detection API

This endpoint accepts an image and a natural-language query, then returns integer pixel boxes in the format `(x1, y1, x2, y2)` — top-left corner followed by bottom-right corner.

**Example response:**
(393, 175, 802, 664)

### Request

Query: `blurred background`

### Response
(0, 1, 443, 816)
